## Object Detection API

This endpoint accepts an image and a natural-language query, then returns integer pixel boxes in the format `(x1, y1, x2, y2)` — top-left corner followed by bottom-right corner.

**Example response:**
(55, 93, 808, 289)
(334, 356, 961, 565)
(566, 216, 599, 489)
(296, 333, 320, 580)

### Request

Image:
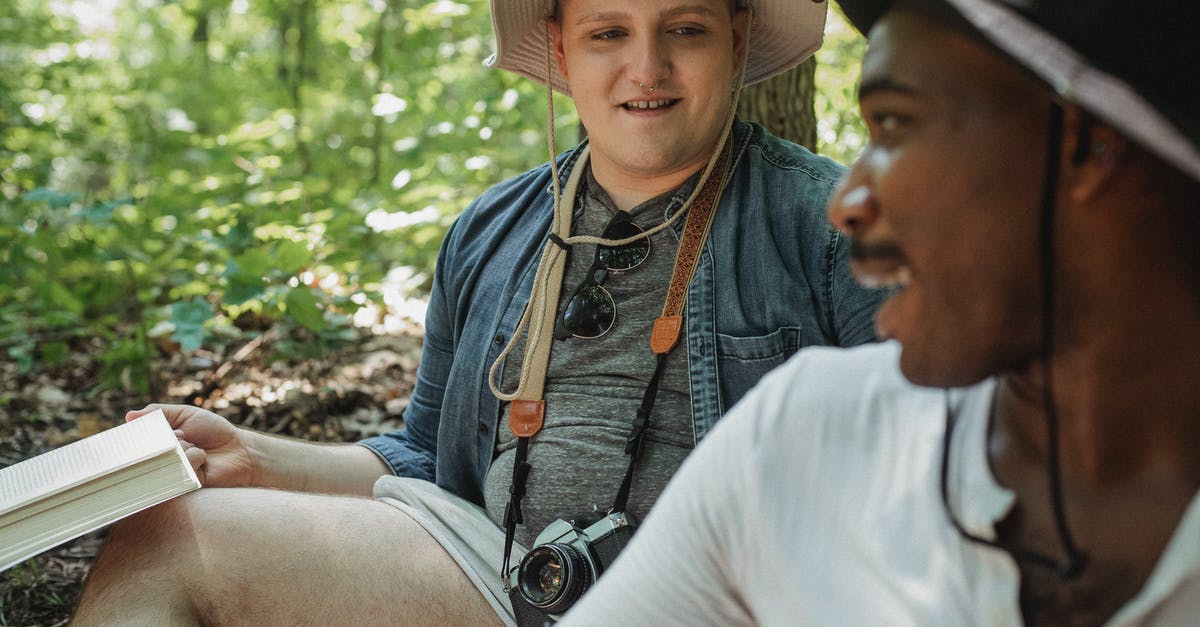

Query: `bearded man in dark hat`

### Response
(561, 0, 1200, 624)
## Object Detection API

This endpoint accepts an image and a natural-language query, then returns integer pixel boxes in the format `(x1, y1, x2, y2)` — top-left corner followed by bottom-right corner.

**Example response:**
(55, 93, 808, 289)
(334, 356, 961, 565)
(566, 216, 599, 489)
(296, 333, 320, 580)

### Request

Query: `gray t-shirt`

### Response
(483, 167, 695, 548)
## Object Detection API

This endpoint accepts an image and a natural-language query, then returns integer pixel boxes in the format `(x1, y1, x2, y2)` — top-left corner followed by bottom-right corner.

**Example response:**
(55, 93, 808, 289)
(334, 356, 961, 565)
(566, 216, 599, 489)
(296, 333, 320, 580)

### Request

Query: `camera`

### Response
(507, 511, 636, 625)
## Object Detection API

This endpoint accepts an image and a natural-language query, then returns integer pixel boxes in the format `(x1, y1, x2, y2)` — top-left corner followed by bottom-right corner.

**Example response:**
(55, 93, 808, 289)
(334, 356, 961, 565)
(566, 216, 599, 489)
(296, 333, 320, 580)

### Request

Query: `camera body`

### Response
(508, 511, 636, 626)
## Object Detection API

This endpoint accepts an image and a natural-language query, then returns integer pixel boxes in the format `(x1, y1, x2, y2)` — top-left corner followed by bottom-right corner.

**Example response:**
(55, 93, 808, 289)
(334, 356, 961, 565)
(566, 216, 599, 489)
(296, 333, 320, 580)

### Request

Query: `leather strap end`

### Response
(510, 400, 545, 437)
(650, 315, 682, 354)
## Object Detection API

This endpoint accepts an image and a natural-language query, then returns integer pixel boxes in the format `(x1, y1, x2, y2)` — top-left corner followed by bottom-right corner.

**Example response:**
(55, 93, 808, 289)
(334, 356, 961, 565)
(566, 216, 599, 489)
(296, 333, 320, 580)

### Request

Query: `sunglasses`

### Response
(554, 211, 651, 340)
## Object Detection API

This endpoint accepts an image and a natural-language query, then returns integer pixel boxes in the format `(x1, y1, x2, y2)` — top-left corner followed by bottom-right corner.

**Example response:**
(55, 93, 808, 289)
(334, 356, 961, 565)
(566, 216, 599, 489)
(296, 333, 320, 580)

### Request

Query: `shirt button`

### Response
(494, 334, 505, 346)
(478, 423, 489, 435)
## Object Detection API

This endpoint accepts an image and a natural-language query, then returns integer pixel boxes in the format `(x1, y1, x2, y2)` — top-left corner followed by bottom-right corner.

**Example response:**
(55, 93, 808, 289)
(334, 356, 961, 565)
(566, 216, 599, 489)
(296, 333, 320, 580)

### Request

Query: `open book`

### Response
(0, 410, 201, 572)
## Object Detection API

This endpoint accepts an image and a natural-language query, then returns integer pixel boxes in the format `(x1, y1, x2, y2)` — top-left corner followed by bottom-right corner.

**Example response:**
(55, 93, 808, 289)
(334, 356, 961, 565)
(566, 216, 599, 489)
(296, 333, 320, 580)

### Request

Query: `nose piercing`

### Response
(639, 81, 658, 93)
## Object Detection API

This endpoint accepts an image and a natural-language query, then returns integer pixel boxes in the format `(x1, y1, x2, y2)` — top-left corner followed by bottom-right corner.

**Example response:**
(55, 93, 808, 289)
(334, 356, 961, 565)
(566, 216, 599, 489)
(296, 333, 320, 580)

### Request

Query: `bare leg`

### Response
(70, 487, 503, 626)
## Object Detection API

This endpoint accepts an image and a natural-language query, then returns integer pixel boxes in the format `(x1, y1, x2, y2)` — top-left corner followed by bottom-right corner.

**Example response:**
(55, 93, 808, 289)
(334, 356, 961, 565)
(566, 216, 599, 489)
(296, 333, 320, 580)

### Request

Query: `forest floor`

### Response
(0, 323, 424, 626)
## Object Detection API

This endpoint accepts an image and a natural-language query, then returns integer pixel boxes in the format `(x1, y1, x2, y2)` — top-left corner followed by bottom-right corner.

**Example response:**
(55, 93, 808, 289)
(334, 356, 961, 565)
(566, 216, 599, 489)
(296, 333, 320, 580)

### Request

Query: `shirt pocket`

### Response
(715, 326, 803, 411)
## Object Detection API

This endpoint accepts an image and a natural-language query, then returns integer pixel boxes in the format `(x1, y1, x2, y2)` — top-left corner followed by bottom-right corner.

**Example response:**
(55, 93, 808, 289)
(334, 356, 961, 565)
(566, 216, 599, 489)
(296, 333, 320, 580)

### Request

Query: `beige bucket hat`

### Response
(485, 0, 830, 94)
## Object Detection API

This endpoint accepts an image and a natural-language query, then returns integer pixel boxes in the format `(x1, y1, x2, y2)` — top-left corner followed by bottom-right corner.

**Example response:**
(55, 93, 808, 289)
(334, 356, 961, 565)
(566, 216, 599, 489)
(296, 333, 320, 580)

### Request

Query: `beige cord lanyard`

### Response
(499, 137, 733, 584)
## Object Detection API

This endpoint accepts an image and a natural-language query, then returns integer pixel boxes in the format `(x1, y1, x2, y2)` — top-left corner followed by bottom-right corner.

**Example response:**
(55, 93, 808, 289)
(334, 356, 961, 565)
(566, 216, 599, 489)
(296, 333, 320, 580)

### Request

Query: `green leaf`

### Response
(224, 277, 266, 306)
(40, 282, 85, 316)
(273, 239, 313, 274)
(39, 340, 69, 365)
(81, 197, 134, 223)
(223, 222, 256, 252)
(23, 188, 81, 209)
(170, 300, 212, 352)
(8, 342, 35, 373)
(227, 248, 273, 279)
(284, 286, 325, 333)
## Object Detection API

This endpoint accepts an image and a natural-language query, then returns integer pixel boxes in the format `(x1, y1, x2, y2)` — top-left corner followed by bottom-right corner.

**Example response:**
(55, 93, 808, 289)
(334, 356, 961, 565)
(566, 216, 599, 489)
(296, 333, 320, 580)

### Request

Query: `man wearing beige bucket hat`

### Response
(72, 1, 881, 625)
(560, 0, 1200, 624)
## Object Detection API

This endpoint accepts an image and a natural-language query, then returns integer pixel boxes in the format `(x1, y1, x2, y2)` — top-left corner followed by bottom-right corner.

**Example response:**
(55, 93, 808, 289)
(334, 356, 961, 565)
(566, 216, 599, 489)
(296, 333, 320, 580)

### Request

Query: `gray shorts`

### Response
(373, 476, 524, 626)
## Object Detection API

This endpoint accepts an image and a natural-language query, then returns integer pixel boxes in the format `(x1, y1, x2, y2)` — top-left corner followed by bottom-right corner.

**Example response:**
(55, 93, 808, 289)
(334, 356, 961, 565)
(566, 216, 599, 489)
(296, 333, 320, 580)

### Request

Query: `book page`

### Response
(0, 410, 179, 515)
(3, 449, 198, 566)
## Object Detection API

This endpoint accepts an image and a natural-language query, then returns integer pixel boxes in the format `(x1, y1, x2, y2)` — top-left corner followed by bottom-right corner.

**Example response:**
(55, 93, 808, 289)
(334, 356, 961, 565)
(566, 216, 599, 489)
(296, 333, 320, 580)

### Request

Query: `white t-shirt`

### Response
(560, 342, 1200, 626)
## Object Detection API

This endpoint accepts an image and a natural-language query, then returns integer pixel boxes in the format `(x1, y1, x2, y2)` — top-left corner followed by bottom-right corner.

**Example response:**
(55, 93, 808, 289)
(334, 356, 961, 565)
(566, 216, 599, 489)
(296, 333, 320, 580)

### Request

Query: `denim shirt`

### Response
(360, 120, 883, 506)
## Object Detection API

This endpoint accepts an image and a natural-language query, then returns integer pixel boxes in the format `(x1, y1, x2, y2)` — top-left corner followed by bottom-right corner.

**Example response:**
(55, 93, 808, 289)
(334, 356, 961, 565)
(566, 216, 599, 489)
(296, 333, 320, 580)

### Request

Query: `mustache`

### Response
(849, 238, 905, 262)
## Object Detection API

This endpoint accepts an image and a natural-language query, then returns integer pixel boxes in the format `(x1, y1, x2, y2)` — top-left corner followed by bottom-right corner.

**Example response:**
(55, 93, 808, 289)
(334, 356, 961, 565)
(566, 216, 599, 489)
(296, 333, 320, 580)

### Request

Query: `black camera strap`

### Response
(500, 139, 731, 588)
(501, 437, 531, 582)
(612, 352, 667, 513)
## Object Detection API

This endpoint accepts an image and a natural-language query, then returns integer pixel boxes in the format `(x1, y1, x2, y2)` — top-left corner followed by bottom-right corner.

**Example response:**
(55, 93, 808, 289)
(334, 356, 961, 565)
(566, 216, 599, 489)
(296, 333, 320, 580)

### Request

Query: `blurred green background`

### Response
(0, 0, 865, 393)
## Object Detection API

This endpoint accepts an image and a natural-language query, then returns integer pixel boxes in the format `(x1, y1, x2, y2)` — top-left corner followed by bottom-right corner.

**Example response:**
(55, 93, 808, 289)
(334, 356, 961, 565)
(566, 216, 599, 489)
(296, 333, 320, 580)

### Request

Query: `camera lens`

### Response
(517, 544, 591, 613)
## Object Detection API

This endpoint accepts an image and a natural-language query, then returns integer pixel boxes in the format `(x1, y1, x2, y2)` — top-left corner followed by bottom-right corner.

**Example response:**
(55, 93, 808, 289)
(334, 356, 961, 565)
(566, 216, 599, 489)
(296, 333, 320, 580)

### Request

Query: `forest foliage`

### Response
(0, 0, 865, 396)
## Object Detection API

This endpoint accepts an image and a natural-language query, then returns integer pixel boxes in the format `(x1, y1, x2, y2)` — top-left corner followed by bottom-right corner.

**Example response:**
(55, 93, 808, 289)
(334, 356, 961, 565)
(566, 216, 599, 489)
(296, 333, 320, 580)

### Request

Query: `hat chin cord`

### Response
(940, 102, 1088, 581)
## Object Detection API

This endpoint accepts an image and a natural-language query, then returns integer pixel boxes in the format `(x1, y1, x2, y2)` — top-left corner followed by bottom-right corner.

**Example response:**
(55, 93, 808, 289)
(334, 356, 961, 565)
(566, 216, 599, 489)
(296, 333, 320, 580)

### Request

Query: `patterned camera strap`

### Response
(500, 137, 733, 586)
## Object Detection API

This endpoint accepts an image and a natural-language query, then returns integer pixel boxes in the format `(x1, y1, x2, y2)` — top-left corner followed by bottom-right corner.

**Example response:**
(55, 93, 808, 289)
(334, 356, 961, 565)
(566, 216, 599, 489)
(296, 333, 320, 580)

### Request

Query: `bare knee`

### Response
(74, 489, 260, 624)
(100, 489, 236, 567)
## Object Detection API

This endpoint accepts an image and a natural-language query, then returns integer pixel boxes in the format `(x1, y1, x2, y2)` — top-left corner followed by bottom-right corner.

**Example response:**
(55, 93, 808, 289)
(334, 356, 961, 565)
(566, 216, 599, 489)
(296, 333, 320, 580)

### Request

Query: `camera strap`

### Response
(611, 139, 730, 513)
(500, 137, 733, 587)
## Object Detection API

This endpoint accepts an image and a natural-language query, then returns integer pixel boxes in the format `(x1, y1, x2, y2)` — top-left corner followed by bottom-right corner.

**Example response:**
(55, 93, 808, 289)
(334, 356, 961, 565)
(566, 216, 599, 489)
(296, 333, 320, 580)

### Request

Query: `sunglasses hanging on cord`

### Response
(554, 211, 651, 340)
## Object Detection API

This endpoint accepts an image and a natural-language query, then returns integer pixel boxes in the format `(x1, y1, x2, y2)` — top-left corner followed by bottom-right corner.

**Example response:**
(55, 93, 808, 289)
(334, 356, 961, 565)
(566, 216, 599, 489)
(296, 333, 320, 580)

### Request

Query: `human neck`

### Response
(587, 155, 709, 212)
(993, 304, 1200, 491)
(989, 329, 1200, 625)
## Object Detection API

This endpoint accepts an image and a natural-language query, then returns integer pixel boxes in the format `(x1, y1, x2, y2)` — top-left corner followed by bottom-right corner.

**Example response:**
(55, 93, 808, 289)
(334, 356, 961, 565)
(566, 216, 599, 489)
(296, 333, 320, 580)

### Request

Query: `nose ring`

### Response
(639, 81, 658, 93)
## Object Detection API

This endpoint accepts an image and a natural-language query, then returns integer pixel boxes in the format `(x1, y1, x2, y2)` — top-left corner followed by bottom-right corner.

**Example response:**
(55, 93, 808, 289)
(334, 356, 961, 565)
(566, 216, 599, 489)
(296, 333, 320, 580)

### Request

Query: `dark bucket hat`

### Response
(837, 0, 1200, 182)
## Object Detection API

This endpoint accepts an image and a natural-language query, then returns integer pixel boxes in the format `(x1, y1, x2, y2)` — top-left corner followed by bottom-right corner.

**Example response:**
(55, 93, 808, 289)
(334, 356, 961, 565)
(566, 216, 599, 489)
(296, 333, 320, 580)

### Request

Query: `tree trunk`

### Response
(367, 1, 395, 186)
(190, 7, 212, 134)
(281, 0, 313, 174)
(737, 57, 817, 151)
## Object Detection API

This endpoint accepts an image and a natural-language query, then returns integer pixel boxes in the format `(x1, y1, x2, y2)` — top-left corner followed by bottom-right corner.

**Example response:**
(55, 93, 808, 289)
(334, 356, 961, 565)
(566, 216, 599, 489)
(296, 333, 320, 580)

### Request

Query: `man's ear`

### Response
(548, 18, 569, 83)
(731, 6, 750, 84)
(1062, 104, 1128, 204)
